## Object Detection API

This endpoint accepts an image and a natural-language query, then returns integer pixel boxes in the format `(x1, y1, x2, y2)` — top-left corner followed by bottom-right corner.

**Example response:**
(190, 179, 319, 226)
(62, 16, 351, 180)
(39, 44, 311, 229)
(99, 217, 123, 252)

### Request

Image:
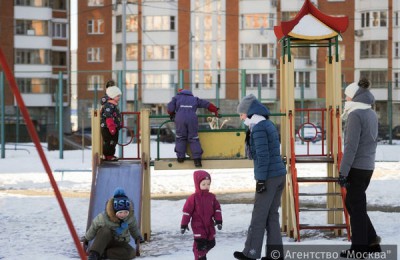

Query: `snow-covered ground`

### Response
(0, 142, 399, 260)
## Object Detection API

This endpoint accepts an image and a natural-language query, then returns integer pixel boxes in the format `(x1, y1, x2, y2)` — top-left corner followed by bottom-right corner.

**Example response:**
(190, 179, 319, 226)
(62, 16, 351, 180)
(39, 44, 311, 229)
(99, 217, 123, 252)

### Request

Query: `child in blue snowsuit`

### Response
(167, 89, 219, 167)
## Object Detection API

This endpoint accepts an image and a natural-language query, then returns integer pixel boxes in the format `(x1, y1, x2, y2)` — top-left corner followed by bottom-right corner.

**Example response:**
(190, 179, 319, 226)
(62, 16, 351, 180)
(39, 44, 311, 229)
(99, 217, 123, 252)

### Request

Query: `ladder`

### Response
(288, 109, 350, 242)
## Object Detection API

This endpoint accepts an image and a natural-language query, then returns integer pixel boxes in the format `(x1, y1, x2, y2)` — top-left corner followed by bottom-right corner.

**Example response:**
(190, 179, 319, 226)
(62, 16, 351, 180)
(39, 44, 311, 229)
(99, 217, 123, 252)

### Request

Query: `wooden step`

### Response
(299, 207, 343, 212)
(297, 177, 338, 182)
(299, 224, 347, 230)
(295, 156, 334, 163)
(299, 192, 341, 196)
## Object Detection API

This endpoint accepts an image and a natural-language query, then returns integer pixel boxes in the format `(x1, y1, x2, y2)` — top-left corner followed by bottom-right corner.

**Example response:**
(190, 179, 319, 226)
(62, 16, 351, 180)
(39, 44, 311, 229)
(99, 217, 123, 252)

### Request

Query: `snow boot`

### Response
(177, 157, 185, 163)
(339, 249, 365, 259)
(233, 251, 256, 260)
(194, 159, 202, 167)
(88, 251, 100, 260)
(368, 236, 382, 253)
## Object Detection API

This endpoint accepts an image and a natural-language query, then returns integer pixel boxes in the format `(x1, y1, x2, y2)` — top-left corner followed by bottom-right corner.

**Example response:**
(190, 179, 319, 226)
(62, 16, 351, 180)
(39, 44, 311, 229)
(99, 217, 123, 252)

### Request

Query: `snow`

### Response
(0, 142, 399, 260)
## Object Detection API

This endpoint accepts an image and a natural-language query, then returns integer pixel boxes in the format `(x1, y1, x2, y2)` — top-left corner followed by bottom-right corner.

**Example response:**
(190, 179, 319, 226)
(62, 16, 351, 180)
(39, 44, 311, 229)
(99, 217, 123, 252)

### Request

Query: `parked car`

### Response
(298, 124, 323, 143)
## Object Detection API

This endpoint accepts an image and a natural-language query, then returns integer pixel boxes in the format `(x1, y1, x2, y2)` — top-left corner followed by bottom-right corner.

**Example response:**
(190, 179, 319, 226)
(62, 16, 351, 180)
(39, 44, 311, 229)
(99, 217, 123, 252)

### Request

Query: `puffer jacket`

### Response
(85, 197, 141, 243)
(181, 170, 222, 240)
(246, 99, 286, 181)
(100, 98, 122, 130)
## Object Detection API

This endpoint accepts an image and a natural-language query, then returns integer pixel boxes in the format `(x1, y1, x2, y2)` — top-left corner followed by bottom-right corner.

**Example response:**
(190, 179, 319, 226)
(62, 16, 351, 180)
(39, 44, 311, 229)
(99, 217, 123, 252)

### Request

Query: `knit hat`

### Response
(106, 86, 122, 99)
(237, 94, 257, 114)
(344, 82, 359, 99)
(113, 187, 130, 212)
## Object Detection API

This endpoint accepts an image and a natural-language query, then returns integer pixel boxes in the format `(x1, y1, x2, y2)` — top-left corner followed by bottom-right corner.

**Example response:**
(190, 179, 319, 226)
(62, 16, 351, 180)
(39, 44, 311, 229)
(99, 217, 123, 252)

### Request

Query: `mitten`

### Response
(208, 103, 219, 117)
(338, 174, 349, 188)
(215, 220, 222, 230)
(80, 236, 89, 251)
(256, 180, 266, 193)
(180, 225, 189, 234)
(106, 118, 117, 135)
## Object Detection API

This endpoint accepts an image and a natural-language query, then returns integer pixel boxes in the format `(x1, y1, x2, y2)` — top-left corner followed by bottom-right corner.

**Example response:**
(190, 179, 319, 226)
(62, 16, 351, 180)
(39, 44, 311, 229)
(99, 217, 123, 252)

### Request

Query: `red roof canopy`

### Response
(274, 0, 348, 40)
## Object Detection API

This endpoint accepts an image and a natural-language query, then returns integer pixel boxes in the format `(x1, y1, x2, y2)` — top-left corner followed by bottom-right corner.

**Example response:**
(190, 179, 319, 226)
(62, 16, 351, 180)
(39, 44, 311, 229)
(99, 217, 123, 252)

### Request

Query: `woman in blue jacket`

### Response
(233, 94, 286, 260)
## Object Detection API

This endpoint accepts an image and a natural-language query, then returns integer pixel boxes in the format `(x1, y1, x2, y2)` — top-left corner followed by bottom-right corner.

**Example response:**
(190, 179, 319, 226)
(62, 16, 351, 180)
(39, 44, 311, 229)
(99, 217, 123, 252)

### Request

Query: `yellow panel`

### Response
(186, 130, 247, 159)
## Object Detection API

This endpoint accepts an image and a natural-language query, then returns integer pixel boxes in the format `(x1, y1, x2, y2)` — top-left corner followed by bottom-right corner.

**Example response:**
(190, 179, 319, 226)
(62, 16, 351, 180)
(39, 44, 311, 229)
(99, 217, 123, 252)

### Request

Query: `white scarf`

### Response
(244, 114, 266, 130)
(341, 101, 371, 120)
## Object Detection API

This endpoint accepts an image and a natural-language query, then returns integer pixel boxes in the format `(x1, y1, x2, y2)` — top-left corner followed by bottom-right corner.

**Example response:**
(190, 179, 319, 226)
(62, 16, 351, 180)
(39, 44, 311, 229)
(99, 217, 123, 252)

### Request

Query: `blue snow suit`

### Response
(167, 90, 210, 159)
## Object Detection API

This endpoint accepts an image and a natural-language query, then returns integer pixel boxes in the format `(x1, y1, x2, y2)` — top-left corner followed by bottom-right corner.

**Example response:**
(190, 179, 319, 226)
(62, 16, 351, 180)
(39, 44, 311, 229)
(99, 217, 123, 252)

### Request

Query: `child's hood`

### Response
(193, 170, 211, 192)
(105, 197, 134, 223)
(178, 89, 193, 96)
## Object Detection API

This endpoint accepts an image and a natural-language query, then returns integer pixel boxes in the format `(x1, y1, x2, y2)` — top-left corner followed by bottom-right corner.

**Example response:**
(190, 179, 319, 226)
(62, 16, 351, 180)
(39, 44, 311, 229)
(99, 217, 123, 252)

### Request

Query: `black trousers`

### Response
(345, 168, 377, 252)
(101, 128, 119, 156)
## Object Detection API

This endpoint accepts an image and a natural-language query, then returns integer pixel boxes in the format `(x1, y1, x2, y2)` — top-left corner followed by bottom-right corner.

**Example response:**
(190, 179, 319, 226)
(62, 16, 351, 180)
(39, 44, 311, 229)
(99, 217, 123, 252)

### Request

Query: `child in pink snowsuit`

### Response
(180, 170, 223, 260)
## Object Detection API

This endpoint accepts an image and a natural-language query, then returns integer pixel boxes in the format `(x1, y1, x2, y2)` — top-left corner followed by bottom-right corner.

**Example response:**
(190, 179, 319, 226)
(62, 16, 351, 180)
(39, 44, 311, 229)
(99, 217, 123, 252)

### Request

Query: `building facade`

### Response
(0, 0, 70, 139)
(76, 0, 399, 130)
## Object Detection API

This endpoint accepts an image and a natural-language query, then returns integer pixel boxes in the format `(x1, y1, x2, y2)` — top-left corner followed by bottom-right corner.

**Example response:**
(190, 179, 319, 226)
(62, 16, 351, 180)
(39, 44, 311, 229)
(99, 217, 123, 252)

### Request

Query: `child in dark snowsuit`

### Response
(180, 170, 223, 260)
(81, 188, 142, 260)
(100, 85, 122, 161)
(167, 89, 219, 167)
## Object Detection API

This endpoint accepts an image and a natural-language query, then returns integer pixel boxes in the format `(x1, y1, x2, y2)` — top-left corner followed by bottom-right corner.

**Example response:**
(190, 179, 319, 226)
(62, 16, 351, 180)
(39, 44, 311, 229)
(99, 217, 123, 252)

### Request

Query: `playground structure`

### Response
(275, 0, 350, 241)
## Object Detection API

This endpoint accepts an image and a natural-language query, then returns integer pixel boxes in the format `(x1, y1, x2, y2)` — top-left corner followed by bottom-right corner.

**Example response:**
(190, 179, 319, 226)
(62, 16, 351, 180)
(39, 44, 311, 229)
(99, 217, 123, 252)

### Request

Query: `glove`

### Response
(80, 236, 89, 251)
(338, 174, 349, 188)
(180, 225, 189, 234)
(169, 113, 175, 121)
(208, 103, 219, 117)
(106, 118, 117, 135)
(256, 180, 266, 193)
(215, 220, 222, 230)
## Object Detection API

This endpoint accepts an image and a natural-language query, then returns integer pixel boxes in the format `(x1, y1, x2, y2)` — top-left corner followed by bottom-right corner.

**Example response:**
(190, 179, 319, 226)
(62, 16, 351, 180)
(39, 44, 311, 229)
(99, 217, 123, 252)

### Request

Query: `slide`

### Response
(86, 161, 143, 248)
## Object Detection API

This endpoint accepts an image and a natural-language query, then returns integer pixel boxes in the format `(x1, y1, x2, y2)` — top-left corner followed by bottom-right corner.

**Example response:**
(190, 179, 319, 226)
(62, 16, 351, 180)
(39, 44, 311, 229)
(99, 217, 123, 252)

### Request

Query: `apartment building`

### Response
(0, 0, 70, 138)
(76, 0, 399, 130)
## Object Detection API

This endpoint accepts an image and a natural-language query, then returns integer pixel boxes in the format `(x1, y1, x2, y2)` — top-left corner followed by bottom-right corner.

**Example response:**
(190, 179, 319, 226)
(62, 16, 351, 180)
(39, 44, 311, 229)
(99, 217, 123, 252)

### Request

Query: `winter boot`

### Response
(233, 251, 256, 260)
(368, 236, 382, 252)
(88, 251, 100, 260)
(177, 157, 185, 163)
(339, 249, 365, 259)
(194, 159, 202, 167)
(198, 256, 207, 260)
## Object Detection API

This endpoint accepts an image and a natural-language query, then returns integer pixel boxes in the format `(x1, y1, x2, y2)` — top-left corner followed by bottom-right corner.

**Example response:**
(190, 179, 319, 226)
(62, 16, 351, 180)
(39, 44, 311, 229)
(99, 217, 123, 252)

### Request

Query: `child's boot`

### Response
(88, 250, 100, 260)
(194, 159, 202, 167)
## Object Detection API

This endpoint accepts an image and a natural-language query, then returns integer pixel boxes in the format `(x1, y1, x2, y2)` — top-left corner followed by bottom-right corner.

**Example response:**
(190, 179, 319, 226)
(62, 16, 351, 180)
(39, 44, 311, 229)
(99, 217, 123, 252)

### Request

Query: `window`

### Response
(241, 14, 274, 29)
(88, 0, 103, 6)
(15, 49, 50, 65)
(246, 73, 274, 88)
(145, 16, 175, 31)
(88, 19, 104, 34)
(52, 51, 66, 66)
(292, 48, 310, 59)
(395, 42, 399, 58)
(15, 0, 50, 7)
(395, 11, 399, 27)
(116, 44, 138, 61)
(116, 15, 138, 33)
(145, 45, 175, 60)
(294, 71, 310, 88)
(394, 73, 399, 88)
(360, 41, 387, 59)
(360, 71, 387, 88)
(87, 75, 104, 91)
(15, 20, 49, 36)
(87, 47, 103, 62)
(16, 78, 51, 93)
(52, 0, 66, 10)
(361, 11, 387, 28)
(241, 44, 275, 59)
(143, 74, 174, 89)
(52, 23, 67, 38)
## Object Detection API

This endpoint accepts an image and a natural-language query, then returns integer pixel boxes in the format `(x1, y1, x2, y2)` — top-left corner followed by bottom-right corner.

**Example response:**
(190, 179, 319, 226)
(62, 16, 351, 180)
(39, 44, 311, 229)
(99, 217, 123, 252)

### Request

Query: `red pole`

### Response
(0, 48, 87, 259)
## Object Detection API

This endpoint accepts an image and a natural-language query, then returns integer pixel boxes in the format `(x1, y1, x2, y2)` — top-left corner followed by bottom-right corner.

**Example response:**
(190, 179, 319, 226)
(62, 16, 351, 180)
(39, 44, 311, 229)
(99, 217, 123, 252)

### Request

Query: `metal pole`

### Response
(179, 70, 184, 89)
(189, 31, 193, 91)
(122, 0, 127, 113)
(240, 69, 246, 99)
(216, 73, 220, 108)
(58, 71, 63, 159)
(94, 83, 98, 109)
(0, 72, 4, 158)
(388, 81, 393, 144)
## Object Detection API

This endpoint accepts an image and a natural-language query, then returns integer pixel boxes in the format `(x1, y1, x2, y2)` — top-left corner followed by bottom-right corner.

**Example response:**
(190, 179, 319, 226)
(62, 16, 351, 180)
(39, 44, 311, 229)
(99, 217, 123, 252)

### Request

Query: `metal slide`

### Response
(86, 161, 143, 248)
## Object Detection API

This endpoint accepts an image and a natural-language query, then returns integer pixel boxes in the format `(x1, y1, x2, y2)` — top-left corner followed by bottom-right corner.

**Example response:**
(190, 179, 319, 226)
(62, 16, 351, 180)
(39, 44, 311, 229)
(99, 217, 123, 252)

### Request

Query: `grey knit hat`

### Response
(237, 94, 257, 114)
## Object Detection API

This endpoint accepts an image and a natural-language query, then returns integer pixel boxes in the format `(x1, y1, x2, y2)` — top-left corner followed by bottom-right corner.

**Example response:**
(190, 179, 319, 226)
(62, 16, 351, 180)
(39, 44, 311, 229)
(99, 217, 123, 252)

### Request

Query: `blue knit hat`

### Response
(113, 187, 130, 212)
(237, 94, 257, 114)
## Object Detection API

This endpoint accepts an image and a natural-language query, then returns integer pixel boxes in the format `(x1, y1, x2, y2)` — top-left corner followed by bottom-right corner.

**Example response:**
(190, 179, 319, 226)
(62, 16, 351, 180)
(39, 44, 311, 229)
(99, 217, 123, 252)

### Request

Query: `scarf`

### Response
(341, 101, 371, 120)
(244, 114, 266, 130)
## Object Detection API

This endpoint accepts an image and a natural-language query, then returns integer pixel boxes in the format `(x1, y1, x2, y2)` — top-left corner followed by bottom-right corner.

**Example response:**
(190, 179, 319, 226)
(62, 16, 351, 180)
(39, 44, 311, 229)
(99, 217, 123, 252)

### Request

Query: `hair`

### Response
(106, 79, 116, 89)
(358, 77, 370, 89)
